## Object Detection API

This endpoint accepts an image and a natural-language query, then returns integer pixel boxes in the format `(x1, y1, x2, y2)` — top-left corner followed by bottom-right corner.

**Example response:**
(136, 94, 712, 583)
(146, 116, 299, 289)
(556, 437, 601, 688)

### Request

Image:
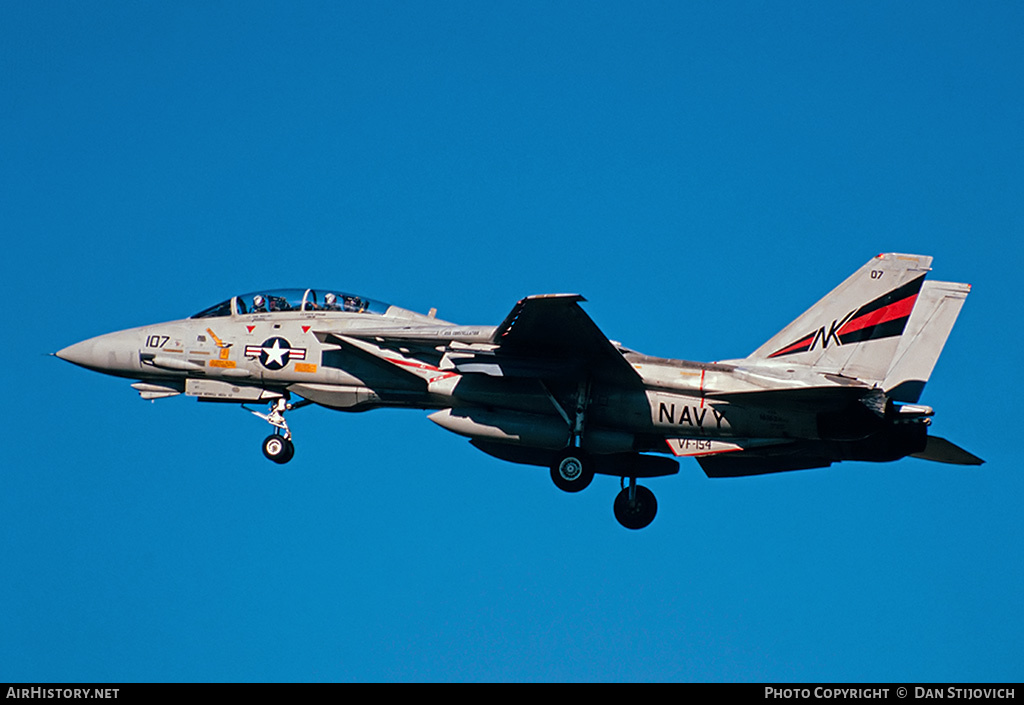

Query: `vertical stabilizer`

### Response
(747, 253, 933, 384)
(882, 280, 970, 402)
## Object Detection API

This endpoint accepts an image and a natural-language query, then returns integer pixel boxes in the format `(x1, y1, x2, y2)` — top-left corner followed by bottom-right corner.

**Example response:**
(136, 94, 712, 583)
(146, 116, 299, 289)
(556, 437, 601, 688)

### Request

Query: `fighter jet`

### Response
(56, 253, 982, 529)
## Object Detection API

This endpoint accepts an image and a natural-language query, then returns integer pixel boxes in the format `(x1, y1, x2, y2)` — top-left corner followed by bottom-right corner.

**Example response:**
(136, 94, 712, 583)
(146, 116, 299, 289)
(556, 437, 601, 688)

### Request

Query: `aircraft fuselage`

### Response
(55, 259, 982, 530)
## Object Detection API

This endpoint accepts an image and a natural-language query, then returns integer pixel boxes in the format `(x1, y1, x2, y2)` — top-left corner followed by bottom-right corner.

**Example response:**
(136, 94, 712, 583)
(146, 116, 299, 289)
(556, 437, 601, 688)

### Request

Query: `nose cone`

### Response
(56, 332, 138, 376)
(56, 339, 98, 368)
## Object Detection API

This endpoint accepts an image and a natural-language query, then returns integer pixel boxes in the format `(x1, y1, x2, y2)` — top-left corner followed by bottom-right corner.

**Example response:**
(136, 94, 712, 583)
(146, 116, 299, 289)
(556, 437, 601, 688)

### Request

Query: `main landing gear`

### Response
(545, 379, 658, 529)
(549, 450, 658, 530)
(550, 448, 594, 492)
(613, 477, 657, 531)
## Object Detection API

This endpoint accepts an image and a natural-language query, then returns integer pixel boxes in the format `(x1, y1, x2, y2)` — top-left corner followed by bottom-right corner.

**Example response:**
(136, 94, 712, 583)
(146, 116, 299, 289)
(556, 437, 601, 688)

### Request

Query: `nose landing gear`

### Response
(262, 433, 295, 464)
(247, 396, 308, 465)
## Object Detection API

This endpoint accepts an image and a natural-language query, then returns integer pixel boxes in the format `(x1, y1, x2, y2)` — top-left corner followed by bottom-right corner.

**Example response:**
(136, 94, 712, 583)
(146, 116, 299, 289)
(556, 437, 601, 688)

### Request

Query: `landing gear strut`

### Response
(248, 396, 302, 465)
(613, 477, 657, 530)
(543, 379, 658, 528)
(547, 379, 595, 493)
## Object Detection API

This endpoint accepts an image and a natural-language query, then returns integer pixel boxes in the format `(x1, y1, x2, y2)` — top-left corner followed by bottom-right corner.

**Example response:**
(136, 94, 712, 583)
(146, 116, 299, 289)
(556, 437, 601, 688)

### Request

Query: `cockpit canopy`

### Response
(191, 288, 391, 319)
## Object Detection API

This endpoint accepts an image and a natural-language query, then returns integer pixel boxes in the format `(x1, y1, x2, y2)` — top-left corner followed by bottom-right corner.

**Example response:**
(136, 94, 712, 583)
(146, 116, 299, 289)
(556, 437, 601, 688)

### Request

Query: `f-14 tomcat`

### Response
(56, 253, 982, 529)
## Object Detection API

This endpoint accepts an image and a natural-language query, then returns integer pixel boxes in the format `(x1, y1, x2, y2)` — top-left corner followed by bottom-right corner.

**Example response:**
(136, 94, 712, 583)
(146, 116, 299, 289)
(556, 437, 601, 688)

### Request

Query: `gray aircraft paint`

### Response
(56, 256, 983, 529)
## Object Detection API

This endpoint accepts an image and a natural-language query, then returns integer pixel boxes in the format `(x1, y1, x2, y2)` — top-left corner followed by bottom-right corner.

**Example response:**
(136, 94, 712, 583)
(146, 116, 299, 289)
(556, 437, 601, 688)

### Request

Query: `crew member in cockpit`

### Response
(252, 294, 267, 313)
(324, 292, 342, 311)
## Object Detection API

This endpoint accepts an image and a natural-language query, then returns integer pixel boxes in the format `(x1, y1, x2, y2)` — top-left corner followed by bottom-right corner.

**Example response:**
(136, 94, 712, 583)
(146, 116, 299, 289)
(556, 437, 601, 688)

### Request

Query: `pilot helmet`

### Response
(253, 294, 265, 308)
(325, 292, 336, 305)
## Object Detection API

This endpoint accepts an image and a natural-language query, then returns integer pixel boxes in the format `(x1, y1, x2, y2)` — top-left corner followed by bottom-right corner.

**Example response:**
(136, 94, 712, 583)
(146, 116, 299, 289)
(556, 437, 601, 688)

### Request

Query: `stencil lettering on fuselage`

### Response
(657, 402, 728, 433)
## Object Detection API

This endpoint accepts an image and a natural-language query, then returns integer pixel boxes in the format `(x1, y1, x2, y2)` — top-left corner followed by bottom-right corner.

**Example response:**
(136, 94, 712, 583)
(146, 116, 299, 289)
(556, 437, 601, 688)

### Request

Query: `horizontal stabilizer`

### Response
(912, 436, 984, 465)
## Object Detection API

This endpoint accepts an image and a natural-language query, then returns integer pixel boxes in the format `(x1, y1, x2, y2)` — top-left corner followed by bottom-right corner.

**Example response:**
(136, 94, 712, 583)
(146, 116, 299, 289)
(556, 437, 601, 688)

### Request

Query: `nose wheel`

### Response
(262, 433, 295, 464)
(247, 396, 310, 465)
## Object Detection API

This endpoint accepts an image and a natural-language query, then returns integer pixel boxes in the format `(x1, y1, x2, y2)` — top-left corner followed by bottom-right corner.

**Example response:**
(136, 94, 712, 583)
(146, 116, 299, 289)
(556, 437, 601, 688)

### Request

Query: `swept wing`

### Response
(491, 294, 642, 387)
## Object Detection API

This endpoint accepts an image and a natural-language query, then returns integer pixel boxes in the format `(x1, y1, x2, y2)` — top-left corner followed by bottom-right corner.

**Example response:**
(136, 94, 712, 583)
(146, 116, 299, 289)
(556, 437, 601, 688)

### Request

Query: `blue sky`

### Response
(2, 1, 1021, 682)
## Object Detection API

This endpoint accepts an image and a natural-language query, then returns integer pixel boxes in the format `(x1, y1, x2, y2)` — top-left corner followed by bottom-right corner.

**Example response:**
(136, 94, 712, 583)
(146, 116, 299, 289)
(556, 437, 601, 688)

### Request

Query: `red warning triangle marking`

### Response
(246, 325, 256, 333)
(302, 326, 311, 334)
